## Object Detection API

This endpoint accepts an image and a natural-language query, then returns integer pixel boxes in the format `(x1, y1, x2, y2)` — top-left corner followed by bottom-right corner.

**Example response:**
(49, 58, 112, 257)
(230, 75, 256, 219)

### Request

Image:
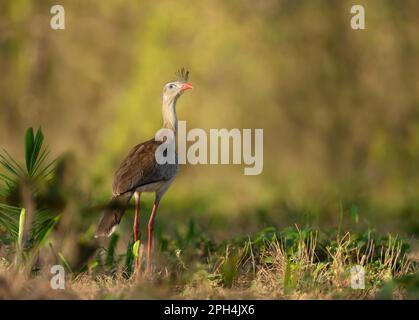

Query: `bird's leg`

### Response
(146, 199, 159, 274)
(133, 192, 141, 270)
(133, 192, 141, 242)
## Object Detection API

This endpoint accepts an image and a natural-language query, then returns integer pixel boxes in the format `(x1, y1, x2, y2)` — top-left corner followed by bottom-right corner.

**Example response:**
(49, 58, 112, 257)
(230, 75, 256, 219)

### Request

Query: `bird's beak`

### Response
(180, 83, 193, 91)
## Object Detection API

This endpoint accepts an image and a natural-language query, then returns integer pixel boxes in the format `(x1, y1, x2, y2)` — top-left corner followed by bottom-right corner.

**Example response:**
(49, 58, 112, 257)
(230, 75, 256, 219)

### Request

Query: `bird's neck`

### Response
(162, 96, 178, 134)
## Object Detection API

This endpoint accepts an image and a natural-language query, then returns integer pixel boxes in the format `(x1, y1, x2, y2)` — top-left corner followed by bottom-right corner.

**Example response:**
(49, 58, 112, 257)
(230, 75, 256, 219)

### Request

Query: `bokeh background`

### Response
(1, 0, 418, 245)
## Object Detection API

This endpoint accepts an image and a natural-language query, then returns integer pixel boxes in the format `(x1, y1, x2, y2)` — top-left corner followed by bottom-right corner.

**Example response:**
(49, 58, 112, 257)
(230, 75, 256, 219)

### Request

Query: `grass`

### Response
(0, 225, 417, 299)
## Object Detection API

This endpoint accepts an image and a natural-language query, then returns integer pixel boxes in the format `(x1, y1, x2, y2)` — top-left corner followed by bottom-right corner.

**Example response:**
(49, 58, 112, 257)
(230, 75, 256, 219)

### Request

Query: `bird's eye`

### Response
(168, 84, 175, 89)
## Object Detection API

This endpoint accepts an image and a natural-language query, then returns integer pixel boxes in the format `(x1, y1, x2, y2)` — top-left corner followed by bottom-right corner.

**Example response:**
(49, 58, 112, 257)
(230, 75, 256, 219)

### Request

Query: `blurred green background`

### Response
(1, 0, 418, 240)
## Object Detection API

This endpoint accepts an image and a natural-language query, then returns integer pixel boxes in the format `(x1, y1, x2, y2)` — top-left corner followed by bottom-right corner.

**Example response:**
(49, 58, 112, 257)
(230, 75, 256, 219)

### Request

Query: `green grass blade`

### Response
(125, 240, 134, 276)
(58, 252, 73, 273)
(106, 233, 120, 267)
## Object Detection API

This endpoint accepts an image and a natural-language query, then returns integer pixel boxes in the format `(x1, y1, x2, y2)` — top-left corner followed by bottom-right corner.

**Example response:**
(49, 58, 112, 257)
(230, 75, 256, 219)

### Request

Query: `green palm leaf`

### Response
(25, 128, 35, 174)
(0, 127, 58, 246)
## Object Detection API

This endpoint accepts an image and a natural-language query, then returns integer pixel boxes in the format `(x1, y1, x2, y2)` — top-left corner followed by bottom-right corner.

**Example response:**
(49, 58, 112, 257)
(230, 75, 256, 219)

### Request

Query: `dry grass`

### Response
(0, 226, 417, 300)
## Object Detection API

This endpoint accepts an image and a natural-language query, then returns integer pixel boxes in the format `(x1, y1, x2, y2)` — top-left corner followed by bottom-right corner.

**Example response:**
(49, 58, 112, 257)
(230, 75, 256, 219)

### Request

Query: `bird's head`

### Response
(163, 68, 193, 102)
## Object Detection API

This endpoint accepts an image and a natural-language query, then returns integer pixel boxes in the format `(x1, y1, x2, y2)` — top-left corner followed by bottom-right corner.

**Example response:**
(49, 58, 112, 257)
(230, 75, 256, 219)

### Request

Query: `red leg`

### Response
(146, 202, 159, 274)
(133, 192, 141, 271)
(133, 192, 140, 242)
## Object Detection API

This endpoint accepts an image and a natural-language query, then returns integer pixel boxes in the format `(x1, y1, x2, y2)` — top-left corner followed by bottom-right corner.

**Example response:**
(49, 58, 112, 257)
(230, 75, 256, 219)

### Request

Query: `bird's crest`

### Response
(176, 67, 189, 83)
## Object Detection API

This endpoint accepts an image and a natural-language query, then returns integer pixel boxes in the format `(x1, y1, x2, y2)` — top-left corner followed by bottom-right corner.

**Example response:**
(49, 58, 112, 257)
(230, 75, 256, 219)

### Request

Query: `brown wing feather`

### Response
(112, 139, 163, 196)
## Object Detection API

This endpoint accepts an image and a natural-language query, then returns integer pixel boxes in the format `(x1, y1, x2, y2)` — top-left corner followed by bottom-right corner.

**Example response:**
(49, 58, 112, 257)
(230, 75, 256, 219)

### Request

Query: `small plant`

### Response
(0, 128, 59, 256)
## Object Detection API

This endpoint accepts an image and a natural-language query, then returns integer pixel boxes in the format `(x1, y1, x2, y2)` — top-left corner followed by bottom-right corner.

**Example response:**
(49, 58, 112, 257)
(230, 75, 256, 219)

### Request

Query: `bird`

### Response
(95, 68, 193, 273)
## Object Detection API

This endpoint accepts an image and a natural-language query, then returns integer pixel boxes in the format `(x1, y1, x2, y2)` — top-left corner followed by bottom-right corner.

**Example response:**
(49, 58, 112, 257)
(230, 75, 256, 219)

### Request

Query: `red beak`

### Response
(181, 83, 193, 91)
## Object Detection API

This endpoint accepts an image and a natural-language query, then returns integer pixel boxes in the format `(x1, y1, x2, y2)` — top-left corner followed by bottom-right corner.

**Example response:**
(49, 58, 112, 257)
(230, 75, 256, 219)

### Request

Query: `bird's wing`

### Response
(112, 139, 164, 196)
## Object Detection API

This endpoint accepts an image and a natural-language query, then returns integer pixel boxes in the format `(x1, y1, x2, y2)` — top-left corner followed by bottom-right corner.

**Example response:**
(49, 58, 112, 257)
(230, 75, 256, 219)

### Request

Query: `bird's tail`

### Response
(95, 193, 131, 238)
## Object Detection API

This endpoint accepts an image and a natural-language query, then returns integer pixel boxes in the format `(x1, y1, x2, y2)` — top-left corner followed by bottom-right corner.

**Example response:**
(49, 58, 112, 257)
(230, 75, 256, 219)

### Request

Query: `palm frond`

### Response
(0, 203, 21, 239)
(25, 128, 35, 174)
(28, 129, 44, 176)
(32, 214, 60, 246)
(0, 127, 56, 191)
(0, 151, 23, 178)
(0, 127, 58, 243)
(31, 147, 50, 177)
